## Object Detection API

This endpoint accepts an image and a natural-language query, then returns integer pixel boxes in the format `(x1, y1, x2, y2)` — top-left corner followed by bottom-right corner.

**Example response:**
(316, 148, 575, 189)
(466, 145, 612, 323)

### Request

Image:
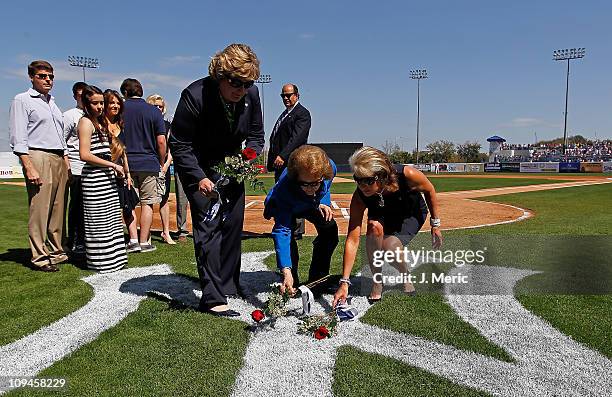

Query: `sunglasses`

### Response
(298, 179, 323, 188)
(280, 93, 295, 99)
(353, 175, 379, 186)
(35, 73, 54, 80)
(226, 76, 254, 89)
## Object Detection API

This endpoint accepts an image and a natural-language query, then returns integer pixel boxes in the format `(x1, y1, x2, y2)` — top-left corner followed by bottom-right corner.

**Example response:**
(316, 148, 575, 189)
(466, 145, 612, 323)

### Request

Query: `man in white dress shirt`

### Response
(9, 60, 69, 272)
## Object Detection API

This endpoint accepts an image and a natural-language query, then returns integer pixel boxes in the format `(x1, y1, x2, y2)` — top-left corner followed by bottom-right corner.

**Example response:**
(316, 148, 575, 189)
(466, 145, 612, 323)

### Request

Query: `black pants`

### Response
(287, 208, 339, 286)
(67, 175, 85, 250)
(187, 183, 245, 309)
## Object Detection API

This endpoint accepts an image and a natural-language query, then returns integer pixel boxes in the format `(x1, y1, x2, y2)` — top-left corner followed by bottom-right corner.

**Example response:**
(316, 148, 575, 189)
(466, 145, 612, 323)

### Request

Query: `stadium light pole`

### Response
(256, 74, 272, 125)
(553, 48, 585, 156)
(68, 56, 99, 82)
(410, 69, 428, 164)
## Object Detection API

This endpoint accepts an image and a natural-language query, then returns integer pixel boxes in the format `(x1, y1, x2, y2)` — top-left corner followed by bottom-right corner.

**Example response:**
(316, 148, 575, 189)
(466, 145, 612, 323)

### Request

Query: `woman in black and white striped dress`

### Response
(78, 85, 127, 272)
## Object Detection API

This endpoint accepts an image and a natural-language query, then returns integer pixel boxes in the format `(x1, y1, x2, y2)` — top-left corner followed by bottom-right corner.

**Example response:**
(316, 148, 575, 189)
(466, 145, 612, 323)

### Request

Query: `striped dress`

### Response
(81, 131, 127, 272)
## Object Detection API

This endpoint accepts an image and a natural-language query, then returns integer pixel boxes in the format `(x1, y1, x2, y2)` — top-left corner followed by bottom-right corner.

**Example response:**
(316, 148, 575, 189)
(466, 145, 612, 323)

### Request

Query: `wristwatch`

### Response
(339, 278, 352, 286)
(430, 218, 441, 228)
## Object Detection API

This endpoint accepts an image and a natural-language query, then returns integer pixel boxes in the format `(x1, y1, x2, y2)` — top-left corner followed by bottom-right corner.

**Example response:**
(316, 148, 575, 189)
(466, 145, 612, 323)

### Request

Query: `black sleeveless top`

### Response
(356, 164, 428, 222)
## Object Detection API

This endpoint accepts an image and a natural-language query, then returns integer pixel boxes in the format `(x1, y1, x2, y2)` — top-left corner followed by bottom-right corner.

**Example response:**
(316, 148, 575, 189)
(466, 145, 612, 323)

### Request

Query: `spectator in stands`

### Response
(9, 60, 69, 272)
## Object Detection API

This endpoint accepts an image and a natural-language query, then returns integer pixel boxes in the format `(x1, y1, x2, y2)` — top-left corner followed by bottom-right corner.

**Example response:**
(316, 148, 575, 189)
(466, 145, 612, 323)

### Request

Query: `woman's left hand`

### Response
(126, 175, 133, 190)
(319, 204, 333, 222)
(431, 227, 443, 249)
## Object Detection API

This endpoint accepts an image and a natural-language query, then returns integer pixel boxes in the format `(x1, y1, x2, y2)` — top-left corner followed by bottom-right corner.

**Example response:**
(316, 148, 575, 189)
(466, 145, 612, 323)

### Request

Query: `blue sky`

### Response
(1, 0, 611, 152)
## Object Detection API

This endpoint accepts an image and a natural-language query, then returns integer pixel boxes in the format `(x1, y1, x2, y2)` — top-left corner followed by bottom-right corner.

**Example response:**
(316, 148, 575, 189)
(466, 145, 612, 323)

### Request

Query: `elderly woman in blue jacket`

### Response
(264, 145, 339, 294)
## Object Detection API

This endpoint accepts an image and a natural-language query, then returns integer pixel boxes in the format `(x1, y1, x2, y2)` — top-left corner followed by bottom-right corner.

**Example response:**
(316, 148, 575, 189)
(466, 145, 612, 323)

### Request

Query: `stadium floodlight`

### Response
(255, 74, 272, 124)
(553, 47, 586, 156)
(410, 69, 428, 164)
(68, 55, 100, 82)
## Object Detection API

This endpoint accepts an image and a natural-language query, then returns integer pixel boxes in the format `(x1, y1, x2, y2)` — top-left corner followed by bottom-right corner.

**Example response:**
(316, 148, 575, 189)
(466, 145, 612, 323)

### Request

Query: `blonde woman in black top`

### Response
(333, 146, 442, 306)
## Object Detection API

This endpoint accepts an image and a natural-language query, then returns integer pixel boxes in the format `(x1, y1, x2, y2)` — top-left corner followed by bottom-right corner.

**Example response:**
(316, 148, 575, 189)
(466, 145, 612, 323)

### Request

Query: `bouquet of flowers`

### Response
(297, 311, 338, 340)
(251, 284, 292, 328)
(213, 147, 265, 192)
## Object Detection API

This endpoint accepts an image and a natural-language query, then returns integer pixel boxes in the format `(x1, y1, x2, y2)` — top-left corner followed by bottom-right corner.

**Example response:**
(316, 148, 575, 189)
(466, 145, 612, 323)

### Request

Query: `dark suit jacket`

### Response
(267, 102, 311, 171)
(169, 76, 265, 189)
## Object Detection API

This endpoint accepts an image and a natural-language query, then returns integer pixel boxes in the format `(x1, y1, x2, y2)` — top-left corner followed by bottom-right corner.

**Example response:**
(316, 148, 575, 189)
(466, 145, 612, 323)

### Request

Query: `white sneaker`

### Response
(126, 242, 141, 253)
(139, 243, 157, 253)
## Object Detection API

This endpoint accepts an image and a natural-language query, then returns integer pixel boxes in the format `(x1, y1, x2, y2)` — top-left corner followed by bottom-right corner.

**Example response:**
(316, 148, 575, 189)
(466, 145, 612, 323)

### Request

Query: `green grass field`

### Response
(0, 177, 610, 396)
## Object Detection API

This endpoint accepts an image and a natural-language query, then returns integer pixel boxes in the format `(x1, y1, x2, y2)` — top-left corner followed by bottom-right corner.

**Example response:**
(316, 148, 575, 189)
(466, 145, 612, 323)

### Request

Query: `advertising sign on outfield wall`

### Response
(485, 163, 501, 172)
(466, 163, 484, 172)
(0, 166, 24, 178)
(500, 162, 520, 172)
(446, 163, 467, 172)
(559, 162, 581, 173)
(413, 164, 431, 172)
(520, 162, 560, 173)
(580, 162, 603, 173)
(603, 162, 612, 173)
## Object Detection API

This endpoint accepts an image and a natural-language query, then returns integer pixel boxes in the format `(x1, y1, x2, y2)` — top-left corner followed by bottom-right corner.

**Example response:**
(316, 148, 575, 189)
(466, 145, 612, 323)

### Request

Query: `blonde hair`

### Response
(208, 43, 260, 81)
(146, 94, 166, 116)
(287, 145, 333, 180)
(349, 146, 398, 191)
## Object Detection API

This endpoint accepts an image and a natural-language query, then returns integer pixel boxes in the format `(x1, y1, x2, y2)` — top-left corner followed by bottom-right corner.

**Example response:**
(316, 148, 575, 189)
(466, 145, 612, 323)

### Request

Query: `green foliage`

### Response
(426, 140, 456, 162)
(457, 141, 482, 162)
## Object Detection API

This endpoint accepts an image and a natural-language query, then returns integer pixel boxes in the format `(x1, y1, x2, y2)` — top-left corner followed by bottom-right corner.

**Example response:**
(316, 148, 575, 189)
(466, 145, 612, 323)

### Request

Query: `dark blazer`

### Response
(267, 102, 311, 171)
(169, 76, 265, 189)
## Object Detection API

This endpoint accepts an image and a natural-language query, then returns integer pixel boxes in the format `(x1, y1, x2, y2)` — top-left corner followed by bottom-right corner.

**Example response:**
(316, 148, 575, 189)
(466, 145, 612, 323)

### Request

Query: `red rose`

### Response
(251, 309, 265, 322)
(242, 148, 257, 161)
(313, 326, 330, 340)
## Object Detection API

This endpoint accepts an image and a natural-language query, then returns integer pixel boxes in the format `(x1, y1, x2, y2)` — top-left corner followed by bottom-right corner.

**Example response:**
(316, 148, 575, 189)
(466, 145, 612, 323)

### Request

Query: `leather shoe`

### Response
(34, 264, 59, 272)
(202, 308, 240, 317)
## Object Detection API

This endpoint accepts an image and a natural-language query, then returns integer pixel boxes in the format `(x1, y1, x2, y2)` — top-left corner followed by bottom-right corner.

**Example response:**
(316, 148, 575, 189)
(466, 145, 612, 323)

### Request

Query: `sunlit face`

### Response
(219, 77, 251, 103)
(74, 89, 84, 109)
(152, 99, 164, 114)
(30, 69, 54, 95)
(280, 84, 298, 109)
(105, 95, 121, 118)
(354, 174, 383, 197)
(296, 169, 323, 197)
(87, 94, 105, 117)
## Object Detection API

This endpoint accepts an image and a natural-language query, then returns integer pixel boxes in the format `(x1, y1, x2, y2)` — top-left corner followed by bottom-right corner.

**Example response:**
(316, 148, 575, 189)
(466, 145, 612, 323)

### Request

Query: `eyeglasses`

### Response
(353, 175, 379, 186)
(280, 93, 295, 99)
(298, 179, 323, 188)
(226, 76, 254, 89)
(35, 73, 54, 80)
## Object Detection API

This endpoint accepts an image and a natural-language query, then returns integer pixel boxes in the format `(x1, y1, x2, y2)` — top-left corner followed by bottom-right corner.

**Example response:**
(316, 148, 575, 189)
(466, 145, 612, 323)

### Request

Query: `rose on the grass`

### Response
(251, 309, 265, 322)
(313, 326, 330, 340)
(242, 147, 257, 161)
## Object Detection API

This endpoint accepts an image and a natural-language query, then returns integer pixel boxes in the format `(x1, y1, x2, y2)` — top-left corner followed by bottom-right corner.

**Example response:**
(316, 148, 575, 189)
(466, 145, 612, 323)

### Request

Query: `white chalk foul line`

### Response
(331, 201, 340, 209)
(244, 200, 258, 209)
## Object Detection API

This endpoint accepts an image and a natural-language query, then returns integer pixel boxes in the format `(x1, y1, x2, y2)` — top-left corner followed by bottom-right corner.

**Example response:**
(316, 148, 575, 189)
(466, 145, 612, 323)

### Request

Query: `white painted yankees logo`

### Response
(0, 252, 610, 396)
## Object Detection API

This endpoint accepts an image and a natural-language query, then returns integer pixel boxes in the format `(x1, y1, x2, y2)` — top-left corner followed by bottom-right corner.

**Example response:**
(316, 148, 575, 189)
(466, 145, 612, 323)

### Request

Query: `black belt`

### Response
(30, 148, 65, 156)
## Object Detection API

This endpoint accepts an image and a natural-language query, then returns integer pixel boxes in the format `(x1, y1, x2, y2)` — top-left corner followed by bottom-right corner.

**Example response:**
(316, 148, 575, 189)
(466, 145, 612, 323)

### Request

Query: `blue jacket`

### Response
(263, 160, 336, 269)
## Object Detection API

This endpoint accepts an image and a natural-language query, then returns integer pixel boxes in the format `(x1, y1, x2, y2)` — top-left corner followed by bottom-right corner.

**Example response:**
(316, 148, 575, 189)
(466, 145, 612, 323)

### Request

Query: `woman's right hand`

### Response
(198, 178, 215, 197)
(113, 164, 125, 178)
(280, 268, 295, 296)
(333, 283, 349, 308)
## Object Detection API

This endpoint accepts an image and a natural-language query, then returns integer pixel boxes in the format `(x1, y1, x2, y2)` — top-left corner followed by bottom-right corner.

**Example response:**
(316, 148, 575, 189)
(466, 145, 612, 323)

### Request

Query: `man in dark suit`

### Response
(267, 84, 311, 181)
(267, 83, 311, 238)
(169, 44, 264, 317)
